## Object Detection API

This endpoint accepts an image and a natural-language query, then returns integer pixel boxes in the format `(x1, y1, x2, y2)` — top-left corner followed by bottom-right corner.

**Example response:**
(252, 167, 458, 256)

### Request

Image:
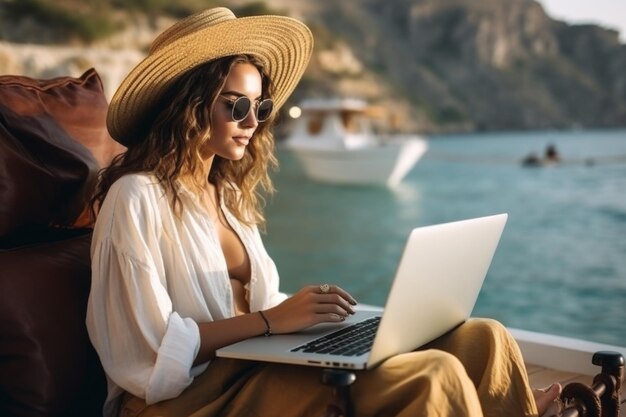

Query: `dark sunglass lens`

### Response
(257, 99, 273, 122)
(232, 97, 251, 121)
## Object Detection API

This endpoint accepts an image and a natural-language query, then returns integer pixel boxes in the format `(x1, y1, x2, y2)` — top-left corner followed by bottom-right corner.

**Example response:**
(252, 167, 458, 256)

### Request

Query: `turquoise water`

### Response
(264, 129, 626, 347)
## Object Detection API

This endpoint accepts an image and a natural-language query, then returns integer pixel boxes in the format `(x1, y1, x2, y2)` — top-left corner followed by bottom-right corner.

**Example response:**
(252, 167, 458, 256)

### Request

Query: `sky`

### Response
(537, 0, 626, 43)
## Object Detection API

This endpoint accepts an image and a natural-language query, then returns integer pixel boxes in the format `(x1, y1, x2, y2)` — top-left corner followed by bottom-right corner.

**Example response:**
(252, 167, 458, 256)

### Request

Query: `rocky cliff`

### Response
(300, 0, 626, 132)
(1, 0, 625, 133)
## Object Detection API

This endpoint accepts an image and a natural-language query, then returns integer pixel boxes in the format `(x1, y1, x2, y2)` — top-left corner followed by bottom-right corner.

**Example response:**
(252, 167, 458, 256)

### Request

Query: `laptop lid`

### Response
(366, 212, 507, 368)
(216, 213, 508, 370)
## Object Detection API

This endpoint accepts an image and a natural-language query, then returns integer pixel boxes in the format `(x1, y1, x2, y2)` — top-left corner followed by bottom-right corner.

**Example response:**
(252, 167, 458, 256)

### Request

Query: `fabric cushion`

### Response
(0, 231, 106, 417)
(0, 68, 125, 243)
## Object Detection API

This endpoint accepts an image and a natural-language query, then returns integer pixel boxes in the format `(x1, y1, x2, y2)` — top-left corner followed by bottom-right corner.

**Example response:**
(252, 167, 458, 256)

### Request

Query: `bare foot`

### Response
(533, 383, 562, 416)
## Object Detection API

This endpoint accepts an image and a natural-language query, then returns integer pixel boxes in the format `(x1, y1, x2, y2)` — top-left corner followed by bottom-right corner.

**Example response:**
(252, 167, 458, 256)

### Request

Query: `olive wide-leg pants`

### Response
(119, 318, 539, 417)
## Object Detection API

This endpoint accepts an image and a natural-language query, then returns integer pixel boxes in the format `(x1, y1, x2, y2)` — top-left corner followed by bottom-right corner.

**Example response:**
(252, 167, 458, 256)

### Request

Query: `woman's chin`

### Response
(220, 149, 247, 161)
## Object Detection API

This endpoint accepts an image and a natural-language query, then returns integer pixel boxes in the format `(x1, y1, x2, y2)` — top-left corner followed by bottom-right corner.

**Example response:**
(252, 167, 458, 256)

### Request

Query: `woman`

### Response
(87, 7, 561, 417)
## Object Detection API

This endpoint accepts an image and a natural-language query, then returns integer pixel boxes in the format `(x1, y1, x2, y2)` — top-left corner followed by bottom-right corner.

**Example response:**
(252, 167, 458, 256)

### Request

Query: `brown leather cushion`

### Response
(0, 69, 125, 243)
(0, 231, 106, 417)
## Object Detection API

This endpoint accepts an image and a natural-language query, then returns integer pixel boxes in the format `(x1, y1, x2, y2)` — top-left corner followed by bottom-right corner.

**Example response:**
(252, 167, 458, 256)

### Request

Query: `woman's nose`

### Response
(240, 107, 259, 128)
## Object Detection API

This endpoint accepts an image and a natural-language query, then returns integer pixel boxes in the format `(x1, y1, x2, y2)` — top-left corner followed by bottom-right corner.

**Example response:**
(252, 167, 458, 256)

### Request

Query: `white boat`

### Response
(283, 98, 428, 186)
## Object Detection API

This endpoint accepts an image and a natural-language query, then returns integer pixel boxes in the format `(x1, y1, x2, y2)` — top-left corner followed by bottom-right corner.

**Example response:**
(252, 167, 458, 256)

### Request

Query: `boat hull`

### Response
(287, 138, 427, 186)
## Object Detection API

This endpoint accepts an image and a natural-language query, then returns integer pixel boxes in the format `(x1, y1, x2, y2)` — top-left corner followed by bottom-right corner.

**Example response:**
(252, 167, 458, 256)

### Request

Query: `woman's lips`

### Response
(233, 136, 250, 146)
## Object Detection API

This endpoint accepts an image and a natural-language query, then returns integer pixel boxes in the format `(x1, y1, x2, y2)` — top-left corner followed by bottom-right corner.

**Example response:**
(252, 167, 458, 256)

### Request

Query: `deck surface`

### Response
(527, 363, 625, 417)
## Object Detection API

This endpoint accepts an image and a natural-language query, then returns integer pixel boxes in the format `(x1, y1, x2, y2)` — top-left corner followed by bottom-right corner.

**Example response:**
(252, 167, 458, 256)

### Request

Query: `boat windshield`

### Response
(306, 110, 367, 136)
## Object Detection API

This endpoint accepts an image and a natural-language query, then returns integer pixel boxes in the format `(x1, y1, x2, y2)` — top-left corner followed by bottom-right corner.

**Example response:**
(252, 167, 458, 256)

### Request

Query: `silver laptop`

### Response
(216, 213, 508, 370)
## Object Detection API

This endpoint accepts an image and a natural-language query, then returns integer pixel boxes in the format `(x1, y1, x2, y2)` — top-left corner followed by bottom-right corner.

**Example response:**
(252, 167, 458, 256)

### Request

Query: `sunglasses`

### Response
(219, 95, 274, 123)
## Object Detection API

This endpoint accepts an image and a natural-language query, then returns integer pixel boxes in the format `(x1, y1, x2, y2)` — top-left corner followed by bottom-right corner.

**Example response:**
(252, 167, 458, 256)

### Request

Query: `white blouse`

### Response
(86, 173, 287, 417)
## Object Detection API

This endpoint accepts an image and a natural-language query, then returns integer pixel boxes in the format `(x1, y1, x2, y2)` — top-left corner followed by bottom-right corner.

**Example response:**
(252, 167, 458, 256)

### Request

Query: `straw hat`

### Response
(107, 7, 313, 146)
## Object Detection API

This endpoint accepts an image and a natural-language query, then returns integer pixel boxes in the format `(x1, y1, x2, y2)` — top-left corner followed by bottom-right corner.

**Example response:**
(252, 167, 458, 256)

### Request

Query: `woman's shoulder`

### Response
(110, 172, 159, 191)
(94, 174, 167, 257)
(96, 173, 165, 236)
(108, 173, 165, 200)
(103, 173, 166, 212)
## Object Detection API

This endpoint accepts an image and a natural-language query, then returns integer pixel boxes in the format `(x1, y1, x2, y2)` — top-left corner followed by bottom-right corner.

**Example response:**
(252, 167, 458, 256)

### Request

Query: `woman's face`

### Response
(203, 62, 263, 161)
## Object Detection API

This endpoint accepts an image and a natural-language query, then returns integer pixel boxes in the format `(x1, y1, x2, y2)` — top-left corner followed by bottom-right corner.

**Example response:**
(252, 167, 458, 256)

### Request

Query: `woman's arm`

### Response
(194, 312, 268, 365)
(195, 284, 357, 364)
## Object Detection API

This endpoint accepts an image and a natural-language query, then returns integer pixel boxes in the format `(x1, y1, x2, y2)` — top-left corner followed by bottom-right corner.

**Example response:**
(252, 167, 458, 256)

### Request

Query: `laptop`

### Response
(216, 213, 508, 370)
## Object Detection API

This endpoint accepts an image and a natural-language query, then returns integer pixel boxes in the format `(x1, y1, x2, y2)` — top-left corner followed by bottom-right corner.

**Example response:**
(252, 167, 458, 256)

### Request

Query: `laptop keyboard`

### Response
(290, 316, 381, 357)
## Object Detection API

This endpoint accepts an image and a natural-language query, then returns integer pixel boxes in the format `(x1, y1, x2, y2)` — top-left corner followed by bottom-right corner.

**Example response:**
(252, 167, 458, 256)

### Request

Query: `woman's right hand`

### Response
(262, 285, 358, 334)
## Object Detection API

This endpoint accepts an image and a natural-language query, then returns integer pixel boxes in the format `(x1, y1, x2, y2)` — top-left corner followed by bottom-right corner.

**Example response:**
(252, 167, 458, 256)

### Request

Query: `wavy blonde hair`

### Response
(91, 55, 278, 228)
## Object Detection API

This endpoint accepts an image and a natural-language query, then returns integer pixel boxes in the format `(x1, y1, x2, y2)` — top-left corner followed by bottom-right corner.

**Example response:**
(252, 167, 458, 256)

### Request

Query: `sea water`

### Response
(264, 129, 626, 347)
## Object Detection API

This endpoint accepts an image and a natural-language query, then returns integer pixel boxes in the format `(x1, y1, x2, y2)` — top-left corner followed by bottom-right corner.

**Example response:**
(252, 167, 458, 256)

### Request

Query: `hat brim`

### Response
(107, 14, 313, 146)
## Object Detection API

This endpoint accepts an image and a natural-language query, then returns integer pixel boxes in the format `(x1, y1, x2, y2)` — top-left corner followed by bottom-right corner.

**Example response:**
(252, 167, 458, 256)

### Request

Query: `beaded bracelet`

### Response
(258, 310, 272, 337)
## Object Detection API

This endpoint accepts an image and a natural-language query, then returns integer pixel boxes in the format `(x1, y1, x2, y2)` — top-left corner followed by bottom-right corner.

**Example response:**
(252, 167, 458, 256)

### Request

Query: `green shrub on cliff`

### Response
(1, 0, 287, 43)
(3, 0, 119, 42)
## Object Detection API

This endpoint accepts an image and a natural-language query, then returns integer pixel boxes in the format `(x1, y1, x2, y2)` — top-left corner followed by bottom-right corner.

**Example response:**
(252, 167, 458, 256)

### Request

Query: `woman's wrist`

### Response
(258, 310, 272, 337)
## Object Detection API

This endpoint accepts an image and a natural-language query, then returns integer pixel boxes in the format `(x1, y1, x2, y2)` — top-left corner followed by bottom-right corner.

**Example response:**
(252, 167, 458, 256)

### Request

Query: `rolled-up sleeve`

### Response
(146, 312, 200, 403)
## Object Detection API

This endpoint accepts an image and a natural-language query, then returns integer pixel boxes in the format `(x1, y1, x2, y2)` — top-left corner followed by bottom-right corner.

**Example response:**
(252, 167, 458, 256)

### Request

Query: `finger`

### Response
(330, 285, 358, 305)
(312, 298, 352, 316)
(315, 293, 356, 314)
(311, 284, 357, 305)
(312, 283, 332, 294)
(318, 313, 346, 323)
(309, 284, 327, 294)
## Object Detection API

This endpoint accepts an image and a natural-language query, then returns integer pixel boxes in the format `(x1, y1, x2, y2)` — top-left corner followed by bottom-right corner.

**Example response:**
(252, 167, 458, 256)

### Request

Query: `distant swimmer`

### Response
(522, 144, 560, 167)
(521, 151, 542, 167)
(544, 144, 560, 164)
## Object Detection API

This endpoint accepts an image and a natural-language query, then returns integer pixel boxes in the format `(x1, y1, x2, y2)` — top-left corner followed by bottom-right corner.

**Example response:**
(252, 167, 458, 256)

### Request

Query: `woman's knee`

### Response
(424, 350, 469, 383)
(384, 349, 470, 385)
(465, 317, 503, 331)
(355, 350, 477, 414)
(462, 318, 512, 343)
